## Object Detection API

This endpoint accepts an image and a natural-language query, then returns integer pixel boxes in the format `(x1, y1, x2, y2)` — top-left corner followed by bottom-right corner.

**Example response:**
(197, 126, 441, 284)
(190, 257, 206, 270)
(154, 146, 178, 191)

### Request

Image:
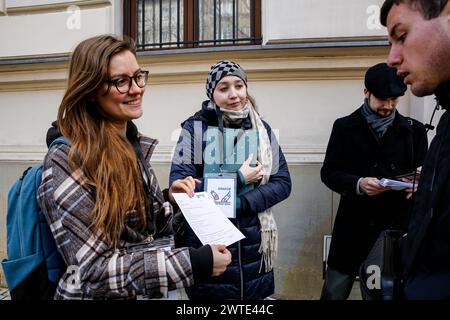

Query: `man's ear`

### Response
(364, 88, 370, 98)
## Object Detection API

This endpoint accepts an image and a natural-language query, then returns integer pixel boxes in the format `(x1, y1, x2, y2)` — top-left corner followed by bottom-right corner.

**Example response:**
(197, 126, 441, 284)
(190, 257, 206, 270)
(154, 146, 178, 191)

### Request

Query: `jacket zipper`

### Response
(236, 219, 244, 300)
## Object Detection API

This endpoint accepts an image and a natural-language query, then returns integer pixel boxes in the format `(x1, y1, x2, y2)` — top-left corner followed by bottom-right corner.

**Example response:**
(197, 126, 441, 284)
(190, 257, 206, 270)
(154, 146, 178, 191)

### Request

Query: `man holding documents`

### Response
(320, 63, 428, 300)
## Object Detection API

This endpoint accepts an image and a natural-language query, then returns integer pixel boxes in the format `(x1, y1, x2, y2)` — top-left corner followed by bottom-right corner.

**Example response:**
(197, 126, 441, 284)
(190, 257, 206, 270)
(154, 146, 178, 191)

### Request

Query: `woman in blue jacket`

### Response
(169, 60, 291, 300)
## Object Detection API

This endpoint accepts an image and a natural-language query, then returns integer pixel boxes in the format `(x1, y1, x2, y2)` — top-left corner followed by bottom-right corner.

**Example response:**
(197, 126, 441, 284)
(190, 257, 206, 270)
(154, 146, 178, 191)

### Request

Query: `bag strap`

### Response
(136, 142, 156, 198)
(48, 136, 69, 149)
(130, 136, 158, 236)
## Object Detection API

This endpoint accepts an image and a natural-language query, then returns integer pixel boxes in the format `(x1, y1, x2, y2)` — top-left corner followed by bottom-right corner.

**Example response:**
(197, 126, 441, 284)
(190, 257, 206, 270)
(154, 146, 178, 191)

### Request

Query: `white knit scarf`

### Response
(219, 104, 250, 125)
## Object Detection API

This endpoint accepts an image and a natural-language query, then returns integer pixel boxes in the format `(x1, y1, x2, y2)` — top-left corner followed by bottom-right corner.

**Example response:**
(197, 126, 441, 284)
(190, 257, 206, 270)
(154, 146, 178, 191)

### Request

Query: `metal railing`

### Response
(130, 0, 261, 50)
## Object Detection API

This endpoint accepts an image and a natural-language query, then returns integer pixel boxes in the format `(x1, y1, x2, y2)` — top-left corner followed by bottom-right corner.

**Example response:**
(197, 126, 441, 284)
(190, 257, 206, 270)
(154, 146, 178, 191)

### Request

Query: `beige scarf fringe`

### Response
(247, 101, 278, 273)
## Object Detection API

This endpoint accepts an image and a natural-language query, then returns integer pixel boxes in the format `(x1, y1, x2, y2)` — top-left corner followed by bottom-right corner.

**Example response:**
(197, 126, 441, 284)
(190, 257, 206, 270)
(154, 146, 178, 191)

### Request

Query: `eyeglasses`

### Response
(106, 70, 149, 94)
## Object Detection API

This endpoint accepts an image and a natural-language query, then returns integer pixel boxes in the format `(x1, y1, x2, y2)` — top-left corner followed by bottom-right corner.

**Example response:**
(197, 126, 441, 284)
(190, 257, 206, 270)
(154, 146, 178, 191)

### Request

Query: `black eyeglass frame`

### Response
(105, 70, 149, 94)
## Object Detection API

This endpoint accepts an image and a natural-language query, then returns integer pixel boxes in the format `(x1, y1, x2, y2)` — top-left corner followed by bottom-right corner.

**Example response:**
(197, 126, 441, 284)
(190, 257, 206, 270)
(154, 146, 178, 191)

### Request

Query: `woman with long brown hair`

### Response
(37, 35, 231, 300)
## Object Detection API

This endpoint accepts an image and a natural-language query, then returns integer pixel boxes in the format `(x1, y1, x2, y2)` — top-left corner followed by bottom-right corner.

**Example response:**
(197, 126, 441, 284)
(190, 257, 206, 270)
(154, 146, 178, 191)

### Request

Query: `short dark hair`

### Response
(380, 0, 449, 26)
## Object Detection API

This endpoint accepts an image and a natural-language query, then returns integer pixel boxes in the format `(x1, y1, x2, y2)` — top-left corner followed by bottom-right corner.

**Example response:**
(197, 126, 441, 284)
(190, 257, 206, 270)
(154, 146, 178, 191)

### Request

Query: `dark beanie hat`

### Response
(364, 63, 407, 100)
(206, 60, 247, 100)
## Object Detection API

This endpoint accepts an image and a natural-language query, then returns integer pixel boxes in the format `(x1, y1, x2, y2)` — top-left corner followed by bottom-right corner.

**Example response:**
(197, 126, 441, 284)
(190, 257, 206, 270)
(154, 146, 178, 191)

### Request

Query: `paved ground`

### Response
(0, 286, 359, 301)
(0, 287, 10, 300)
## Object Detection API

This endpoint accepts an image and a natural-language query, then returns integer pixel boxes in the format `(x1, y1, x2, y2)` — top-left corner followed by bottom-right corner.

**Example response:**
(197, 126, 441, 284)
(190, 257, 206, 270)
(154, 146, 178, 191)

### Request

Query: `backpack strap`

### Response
(48, 136, 69, 149)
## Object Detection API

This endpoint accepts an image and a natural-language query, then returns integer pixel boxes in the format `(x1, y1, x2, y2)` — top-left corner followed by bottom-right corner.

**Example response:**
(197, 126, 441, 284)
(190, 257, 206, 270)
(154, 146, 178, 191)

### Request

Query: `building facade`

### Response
(0, 0, 440, 299)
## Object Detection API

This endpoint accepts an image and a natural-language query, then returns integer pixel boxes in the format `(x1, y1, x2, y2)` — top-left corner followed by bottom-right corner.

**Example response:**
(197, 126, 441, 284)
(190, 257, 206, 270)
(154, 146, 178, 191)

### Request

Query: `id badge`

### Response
(204, 173, 237, 218)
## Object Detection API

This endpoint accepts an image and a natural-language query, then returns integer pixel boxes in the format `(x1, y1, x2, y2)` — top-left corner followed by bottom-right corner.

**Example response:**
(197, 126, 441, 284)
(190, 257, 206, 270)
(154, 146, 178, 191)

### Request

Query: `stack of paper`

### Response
(379, 178, 414, 190)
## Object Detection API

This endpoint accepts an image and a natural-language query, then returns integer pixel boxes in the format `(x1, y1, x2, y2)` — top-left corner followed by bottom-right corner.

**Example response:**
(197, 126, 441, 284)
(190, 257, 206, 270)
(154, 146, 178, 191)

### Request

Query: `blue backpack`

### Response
(1, 136, 68, 300)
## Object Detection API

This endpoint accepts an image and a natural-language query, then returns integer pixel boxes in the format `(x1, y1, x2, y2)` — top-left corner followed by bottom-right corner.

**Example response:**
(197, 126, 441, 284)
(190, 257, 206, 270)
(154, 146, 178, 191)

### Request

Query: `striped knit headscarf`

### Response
(206, 60, 248, 100)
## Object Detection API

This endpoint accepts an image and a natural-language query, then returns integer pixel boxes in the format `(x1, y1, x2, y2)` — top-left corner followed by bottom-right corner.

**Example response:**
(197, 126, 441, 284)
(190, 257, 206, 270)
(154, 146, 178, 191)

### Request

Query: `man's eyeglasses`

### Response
(106, 70, 149, 94)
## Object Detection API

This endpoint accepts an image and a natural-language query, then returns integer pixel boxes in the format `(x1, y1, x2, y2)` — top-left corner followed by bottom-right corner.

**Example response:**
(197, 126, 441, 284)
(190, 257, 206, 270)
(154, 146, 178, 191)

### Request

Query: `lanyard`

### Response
(215, 106, 245, 170)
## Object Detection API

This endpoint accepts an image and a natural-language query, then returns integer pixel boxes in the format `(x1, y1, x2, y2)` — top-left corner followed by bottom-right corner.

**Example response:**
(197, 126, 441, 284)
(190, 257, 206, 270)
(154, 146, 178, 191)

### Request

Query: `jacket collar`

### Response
(435, 81, 450, 110)
(344, 105, 412, 132)
(127, 121, 158, 161)
(194, 100, 218, 125)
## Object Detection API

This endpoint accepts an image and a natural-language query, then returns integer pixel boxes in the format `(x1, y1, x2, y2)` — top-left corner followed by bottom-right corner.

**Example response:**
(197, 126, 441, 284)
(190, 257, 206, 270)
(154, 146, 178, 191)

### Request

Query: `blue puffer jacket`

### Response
(169, 101, 291, 300)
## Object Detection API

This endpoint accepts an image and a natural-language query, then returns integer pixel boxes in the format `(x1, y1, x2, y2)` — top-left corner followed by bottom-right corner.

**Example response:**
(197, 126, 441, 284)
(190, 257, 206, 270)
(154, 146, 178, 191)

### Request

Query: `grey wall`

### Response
(272, 164, 333, 299)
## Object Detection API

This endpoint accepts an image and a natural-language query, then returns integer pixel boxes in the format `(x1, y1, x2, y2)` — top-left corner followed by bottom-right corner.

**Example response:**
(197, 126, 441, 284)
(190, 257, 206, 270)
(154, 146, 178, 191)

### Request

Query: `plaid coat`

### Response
(37, 135, 193, 299)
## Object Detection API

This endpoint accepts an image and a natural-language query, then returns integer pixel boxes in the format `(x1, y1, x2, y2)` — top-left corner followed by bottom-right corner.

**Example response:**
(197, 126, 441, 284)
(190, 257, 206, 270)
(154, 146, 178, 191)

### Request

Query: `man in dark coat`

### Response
(381, 0, 450, 299)
(320, 63, 428, 300)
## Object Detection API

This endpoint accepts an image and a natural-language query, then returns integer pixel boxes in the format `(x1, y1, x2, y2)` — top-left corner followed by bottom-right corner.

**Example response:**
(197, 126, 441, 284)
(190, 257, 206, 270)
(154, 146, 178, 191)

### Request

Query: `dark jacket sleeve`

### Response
(188, 245, 213, 282)
(239, 122, 292, 214)
(321, 119, 360, 196)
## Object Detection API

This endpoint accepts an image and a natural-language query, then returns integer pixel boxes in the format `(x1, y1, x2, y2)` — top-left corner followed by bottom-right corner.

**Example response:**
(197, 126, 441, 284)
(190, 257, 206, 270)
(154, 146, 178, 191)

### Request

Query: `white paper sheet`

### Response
(379, 178, 414, 190)
(172, 192, 245, 246)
